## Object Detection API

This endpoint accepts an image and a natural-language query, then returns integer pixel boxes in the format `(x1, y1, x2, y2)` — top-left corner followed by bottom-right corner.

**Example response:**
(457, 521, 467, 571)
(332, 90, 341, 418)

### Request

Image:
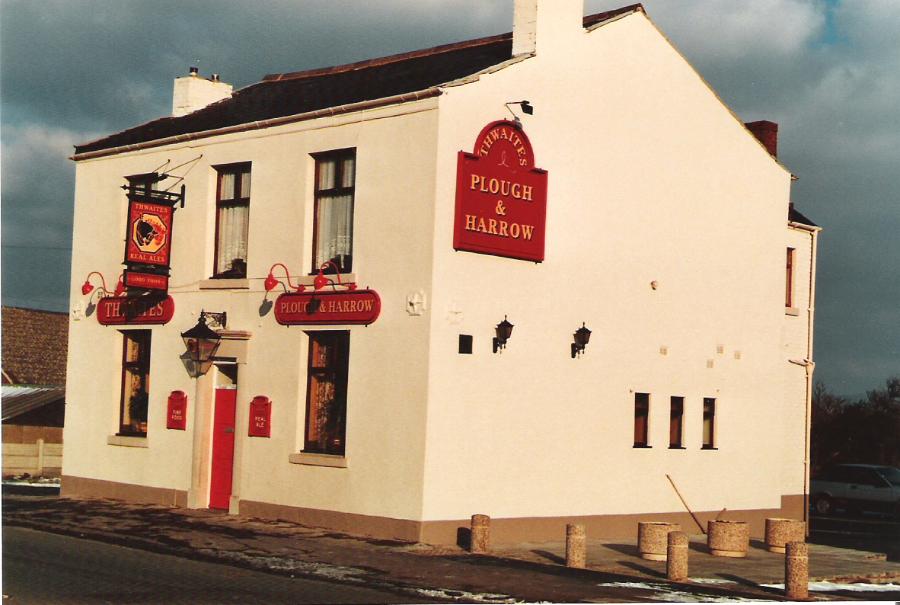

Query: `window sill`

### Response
(632, 444, 652, 449)
(200, 278, 249, 290)
(701, 445, 718, 450)
(669, 446, 686, 450)
(289, 452, 347, 468)
(785, 307, 800, 316)
(107, 435, 148, 448)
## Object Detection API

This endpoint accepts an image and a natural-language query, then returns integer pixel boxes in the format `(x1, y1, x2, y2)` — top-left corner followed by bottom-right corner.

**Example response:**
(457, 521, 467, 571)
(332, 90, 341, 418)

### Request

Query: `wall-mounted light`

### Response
(571, 322, 592, 358)
(313, 260, 357, 291)
(265, 263, 306, 293)
(264, 261, 358, 293)
(180, 311, 226, 377)
(504, 100, 534, 127)
(81, 271, 125, 298)
(493, 315, 514, 354)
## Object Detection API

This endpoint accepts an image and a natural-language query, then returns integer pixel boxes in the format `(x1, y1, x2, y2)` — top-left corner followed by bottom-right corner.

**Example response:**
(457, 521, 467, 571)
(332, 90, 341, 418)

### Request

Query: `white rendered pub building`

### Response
(64, 1, 820, 543)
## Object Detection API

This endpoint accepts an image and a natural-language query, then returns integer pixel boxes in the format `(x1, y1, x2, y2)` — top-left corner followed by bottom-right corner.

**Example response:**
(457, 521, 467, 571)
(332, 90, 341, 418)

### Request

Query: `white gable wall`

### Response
(422, 11, 800, 522)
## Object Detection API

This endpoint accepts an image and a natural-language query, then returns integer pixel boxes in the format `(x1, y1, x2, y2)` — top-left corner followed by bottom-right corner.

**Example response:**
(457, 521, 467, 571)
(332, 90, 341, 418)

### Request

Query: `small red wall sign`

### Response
(96, 295, 175, 325)
(454, 120, 548, 262)
(125, 199, 174, 268)
(123, 270, 169, 291)
(167, 390, 188, 430)
(274, 289, 381, 326)
(248, 396, 271, 437)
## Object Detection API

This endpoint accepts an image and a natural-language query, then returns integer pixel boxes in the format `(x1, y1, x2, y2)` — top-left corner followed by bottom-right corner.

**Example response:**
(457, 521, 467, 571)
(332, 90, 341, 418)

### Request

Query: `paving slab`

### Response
(4, 492, 900, 603)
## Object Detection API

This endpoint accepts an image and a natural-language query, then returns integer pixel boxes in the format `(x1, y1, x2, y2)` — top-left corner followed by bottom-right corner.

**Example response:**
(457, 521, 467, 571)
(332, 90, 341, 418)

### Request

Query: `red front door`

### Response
(209, 387, 237, 510)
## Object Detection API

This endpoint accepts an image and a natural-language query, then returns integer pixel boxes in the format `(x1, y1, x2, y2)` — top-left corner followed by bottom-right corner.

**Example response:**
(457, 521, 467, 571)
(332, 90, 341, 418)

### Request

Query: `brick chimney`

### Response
(172, 67, 233, 117)
(513, 0, 585, 56)
(745, 120, 778, 157)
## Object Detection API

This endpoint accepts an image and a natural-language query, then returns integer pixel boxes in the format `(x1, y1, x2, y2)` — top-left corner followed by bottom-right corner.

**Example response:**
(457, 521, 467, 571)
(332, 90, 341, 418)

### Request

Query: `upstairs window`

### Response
(214, 164, 251, 278)
(702, 397, 717, 449)
(669, 396, 684, 448)
(304, 331, 350, 456)
(313, 150, 355, 274)
(633, 392, 650, 447)
(785, 247, 795, 308)
(119, 330, 151, 436)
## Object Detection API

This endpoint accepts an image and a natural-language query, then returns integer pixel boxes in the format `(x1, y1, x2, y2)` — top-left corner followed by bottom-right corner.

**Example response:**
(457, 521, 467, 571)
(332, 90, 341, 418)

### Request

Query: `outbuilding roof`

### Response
(1, 386, 66, 422)
(74, 4, 644, 156)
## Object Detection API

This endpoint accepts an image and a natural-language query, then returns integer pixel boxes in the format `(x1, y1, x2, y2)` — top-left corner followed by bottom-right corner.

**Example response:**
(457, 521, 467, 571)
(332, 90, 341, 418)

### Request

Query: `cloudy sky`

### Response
(1, 0, 897, 395)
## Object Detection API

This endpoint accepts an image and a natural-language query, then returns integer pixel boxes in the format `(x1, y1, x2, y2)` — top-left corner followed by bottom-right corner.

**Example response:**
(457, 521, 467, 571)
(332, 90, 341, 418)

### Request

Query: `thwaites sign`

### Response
(96, 295, 175, 326)
(454, 120, 548, 262)
(122, 180, 183, 294)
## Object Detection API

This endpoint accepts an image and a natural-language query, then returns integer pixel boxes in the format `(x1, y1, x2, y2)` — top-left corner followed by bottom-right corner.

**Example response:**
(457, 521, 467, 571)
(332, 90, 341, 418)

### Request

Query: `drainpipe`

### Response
(788, 222, 819, 531)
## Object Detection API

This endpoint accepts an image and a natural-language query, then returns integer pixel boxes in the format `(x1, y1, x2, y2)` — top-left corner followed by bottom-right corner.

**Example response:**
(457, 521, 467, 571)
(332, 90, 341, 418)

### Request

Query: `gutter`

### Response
(72, 87, 443, 162)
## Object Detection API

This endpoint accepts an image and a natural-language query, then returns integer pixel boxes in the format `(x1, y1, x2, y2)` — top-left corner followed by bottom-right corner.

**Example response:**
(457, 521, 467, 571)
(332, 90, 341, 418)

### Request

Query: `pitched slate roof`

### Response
(789, 203, 818, 228)
(1, 307, 69, 386)
(74, 4, 644, 156)
(1, 386, 66, 422)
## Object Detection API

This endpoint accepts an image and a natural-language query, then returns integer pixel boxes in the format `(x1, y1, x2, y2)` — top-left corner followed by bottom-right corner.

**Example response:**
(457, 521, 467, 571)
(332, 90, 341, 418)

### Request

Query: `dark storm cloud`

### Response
(2, 0, 897, 394)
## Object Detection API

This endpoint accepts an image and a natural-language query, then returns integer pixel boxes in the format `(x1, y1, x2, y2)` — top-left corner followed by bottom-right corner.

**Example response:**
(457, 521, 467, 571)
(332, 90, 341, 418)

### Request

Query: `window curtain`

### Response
(216, 204, 249, 273)
(315, 157, 354, 271)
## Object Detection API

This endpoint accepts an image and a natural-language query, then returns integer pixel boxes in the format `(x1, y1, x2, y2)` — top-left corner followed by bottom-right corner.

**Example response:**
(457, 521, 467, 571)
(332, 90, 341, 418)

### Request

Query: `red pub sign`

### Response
(96, 295, 175, 325)
(453, 120, 548, 262)
(274, 290, 381, 326)
(125, 200, 173, 267)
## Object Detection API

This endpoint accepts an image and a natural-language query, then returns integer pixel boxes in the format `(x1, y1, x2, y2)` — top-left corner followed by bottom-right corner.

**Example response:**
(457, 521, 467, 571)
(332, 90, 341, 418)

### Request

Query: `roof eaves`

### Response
(584, 3, 645, 32)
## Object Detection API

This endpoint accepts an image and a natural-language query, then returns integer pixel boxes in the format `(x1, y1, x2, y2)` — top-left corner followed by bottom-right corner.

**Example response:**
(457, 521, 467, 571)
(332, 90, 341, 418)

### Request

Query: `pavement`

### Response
(4, 490, 900, 603)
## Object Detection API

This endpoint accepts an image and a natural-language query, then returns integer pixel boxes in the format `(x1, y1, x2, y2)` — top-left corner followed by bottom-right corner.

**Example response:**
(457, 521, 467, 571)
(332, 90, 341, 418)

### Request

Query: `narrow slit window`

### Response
(702, 397, 716, 449)
(634, 392, 650, 447)
(669, 396, 684, 448)
(785, 247, 795, 308)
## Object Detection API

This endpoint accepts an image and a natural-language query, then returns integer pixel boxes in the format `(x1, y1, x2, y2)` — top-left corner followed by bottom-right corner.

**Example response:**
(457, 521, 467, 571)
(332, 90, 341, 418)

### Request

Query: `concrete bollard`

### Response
(470, 514, 490, 553)
(765, 518, 805, 553)
(785, 541, 809, 600)
(666, 531, 689, 581)
(566, 524, 586, 568)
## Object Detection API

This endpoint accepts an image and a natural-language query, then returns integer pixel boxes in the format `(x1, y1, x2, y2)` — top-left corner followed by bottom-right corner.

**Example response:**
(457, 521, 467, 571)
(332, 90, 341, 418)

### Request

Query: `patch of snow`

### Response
(690, 578, 736, 585)
(595, 581, 760, 602)
(211, 550, 366, 583)
(2, 478, 61, 487)
(761, 581, 900, 592)
(410, 588, 519, 603)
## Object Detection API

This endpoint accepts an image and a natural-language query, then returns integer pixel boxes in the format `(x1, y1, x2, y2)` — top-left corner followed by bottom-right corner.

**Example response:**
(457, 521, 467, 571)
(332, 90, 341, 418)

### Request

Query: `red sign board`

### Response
(125, 199, 174, 268)
(454, 120, 548, 262)
(96, 295, 175, 325)
(167, 390, 188, 430)
(124, 270, 169, 291)
(248, 396, 271, 437)
(274, 289, 381, 326)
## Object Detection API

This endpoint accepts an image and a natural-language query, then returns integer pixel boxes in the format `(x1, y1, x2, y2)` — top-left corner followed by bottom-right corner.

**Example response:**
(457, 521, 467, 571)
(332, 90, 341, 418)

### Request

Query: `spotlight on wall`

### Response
(571, 322, 592, 359)
(493, 315, 514, 354)
(504, 100, 534, 126)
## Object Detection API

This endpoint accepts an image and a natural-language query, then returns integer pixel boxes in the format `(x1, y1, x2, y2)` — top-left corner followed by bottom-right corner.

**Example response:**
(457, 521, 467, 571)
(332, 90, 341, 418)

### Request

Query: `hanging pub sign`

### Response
(453, 120, 548, 262)
(121, 174, 184, 294)
(96, 295, 175, 325)
(273, 289, 381, 326)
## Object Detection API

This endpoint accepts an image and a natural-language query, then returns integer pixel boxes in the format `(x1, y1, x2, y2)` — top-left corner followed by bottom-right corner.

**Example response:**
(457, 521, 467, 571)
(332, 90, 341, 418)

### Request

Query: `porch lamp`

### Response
(180, 311, 226, 377)
(571, 322, 592, 359)
(493, 315, 514, 354)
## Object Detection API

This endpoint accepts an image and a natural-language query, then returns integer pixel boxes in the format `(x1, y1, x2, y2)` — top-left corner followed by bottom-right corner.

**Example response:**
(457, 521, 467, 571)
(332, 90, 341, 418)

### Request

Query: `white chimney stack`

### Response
(172, 67, 233, 117)
(512, 0, 584, 56)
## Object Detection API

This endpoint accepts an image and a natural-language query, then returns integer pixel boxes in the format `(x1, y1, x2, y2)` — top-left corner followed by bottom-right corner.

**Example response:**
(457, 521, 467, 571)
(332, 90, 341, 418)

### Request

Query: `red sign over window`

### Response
(273, 290, 381, 326)
(453, 120, 548, 262)
(96, 295, 175, 325)
(248, 396, 271, 437)
(125, 199, 174, 268)
(167, 390, 188, 430)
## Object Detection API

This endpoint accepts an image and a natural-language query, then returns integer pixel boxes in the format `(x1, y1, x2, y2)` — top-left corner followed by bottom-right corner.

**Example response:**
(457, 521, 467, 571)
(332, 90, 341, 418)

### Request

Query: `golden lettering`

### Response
(465, 214, 477, 230)
(488, 219, 498, 234)
(499, 221, 509, 237)
(522, 185, 533, 201)
(521, 224, 535, 240)
(470, 174, 483, 190)
(509, 223, 521, 239)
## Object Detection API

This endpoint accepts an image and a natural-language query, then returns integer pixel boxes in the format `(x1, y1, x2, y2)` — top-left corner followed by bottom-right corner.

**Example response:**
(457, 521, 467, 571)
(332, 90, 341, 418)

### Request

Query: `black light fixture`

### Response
(505, 100, 534, 126)
(493, 315, 514, 354)
(571, 322, 592, 358)
(181, 311, 226, 377)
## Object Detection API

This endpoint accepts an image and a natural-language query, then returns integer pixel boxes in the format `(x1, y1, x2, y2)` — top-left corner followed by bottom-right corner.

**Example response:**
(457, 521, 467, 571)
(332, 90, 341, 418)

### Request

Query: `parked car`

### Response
(810, 464, 900, 517)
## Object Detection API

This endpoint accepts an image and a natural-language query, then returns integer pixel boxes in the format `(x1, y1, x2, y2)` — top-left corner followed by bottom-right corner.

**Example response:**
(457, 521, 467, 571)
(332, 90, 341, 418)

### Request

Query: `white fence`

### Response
(2, 440, 63, 477)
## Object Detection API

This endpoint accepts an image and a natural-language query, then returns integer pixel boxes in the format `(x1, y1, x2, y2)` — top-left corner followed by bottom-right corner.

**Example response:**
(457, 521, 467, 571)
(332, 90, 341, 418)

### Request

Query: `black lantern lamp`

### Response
(181, 311, 226, 377)
(572, 322, 592, 358)
(493, 315, 514, 354)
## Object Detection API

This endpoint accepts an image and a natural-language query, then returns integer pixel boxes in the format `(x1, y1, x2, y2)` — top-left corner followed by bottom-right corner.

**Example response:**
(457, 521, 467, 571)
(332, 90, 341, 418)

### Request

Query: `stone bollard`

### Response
(707, 520, 750, 558)
(666, 531, 689, 581)
(785, 541, 809, 600)
(566, 524, 586, 568)
(638, 521, 681, 561)
(765, 518, 805, 554)
(470, 514, 490, 553)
